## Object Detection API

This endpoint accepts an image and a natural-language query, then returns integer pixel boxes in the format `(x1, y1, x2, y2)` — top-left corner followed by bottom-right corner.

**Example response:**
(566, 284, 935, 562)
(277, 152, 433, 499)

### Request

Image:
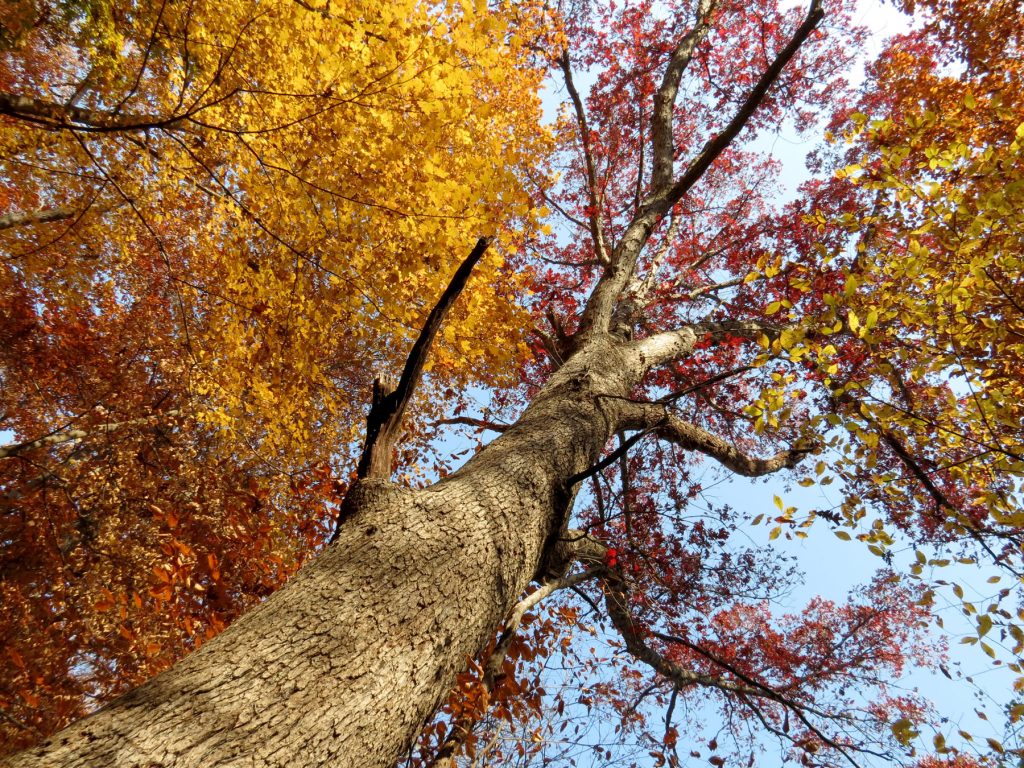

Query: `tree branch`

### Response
(594, 559, 866, 766)
(0, 91, 187, 133)
(628, 213, 681, 305)
(567, 427, 659, 487)
(657, 413, 812, 476)
(661, 0, 823, 210)
(433, 416, 510, 433)
(657, 365, 755, 404)
(532, 327, 566, 369)
(693, 318, 791, 342)
(0, 198, 124, 231)
(649, 0, 719, 194)
(573, 0, 822, 344)
(627, 326, 698, 370)
(0, 205, 78, 231)
(0, 410, 182, 461)
(586, 393, 811, 475)
(558, 51, 611, 266)
(356, 237, 490, 479)
(667, 275, 745, 301)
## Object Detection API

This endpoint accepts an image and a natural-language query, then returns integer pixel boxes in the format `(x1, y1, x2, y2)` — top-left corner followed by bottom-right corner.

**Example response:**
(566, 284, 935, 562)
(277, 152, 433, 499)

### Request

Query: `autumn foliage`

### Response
(403, 0, 1023, 764)
(1, 0, 549, 752)
(1, 0, 1022, 764)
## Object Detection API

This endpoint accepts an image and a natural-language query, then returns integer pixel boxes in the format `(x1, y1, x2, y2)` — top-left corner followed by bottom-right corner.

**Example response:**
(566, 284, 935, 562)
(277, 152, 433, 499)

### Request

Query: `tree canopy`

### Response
(1, 0, 549, 749)
(1, 0, 1021, 766)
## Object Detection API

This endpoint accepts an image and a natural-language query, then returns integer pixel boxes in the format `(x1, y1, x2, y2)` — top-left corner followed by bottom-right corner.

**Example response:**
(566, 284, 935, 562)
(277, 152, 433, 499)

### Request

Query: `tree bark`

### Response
(6, 338, 641, 768)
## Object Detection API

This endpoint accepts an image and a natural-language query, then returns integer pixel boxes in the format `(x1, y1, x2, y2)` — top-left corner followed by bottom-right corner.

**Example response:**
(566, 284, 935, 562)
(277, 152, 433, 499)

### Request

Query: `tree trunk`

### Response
(7, 338, 639, 768)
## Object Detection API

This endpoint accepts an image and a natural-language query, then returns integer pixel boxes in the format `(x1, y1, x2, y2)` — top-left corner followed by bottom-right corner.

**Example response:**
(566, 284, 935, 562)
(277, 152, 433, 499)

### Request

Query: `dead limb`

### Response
(356, 237, 491, 480)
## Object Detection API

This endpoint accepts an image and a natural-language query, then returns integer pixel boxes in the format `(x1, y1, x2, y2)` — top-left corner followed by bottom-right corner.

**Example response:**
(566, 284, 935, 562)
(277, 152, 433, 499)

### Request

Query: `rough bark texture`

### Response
(6, 339, 642, 768)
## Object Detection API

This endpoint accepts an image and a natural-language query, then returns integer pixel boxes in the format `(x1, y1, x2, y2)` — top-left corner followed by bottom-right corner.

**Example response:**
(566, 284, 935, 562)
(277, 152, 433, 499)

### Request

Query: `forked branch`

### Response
(660, 0, 823, 210)
(649, 0, 719, 193)
(558, 51, 611, 266)
(575, 0, 823, 342)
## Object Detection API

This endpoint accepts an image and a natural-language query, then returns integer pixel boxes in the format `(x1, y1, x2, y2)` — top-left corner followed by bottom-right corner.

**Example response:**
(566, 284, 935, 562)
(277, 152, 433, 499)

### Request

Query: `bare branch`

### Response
(434, 416, 510, 433)
(567, 427, 659, 487)
(667, 274, 744, 301)
(558, 51, 611, 266)
(0, 410, 182, 461)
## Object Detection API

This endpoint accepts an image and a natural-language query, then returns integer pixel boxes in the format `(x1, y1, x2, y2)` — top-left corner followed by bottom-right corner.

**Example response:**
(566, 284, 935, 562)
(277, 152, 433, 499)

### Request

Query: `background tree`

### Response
(807, 0, 1024, 696)
(1, 0, 1021, 766)
(797, 0, 1024, 554)
(0, 0, 550, 754)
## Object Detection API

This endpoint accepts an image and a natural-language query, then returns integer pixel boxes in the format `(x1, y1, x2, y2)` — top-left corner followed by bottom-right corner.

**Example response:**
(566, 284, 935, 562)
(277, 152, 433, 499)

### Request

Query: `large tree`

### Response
(1, 0, 1021, 766)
